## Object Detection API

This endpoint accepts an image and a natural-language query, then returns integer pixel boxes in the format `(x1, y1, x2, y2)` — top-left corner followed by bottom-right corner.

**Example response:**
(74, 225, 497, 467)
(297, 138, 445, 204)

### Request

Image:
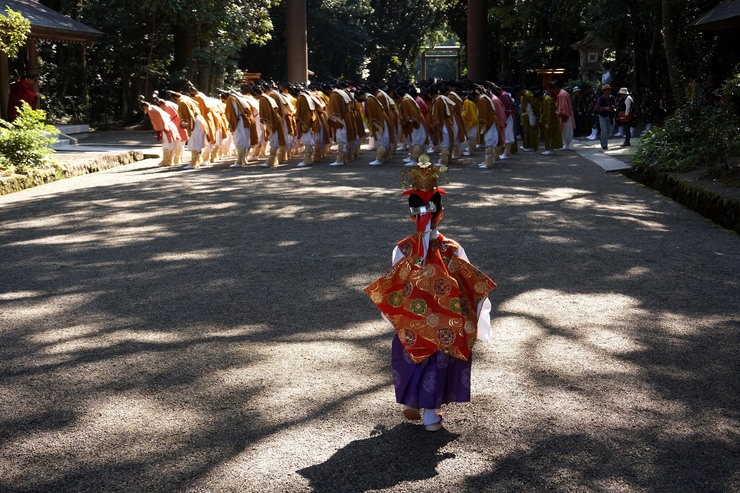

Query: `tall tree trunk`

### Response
(499, 43, 510, 82)
(172, 21, 194, 72)
(649, 1, 662, 91)
(661, 0, 683, 101)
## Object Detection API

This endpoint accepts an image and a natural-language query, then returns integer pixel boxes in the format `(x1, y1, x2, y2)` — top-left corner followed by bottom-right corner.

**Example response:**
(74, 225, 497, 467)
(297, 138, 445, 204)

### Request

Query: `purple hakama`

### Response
(391, 335, 472, 409)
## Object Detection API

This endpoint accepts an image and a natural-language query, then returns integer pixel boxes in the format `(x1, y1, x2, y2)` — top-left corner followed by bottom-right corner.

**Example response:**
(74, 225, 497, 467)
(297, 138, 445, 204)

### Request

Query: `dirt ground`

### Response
(0, 145, 738, 492)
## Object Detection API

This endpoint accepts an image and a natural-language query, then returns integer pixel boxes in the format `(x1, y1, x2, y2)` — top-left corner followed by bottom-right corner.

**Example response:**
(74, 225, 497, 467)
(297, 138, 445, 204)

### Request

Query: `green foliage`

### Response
(364, 0, 454, 81)
(721, 65, 740, 113)
(37, 0, 277, 122)
(0, 103, 60, 174)
(29, 0, 738, 123)
(633, 103, 740, 172)
(566, 78, 599, 92)
(0, 6, 30, 59)
(634, 65, 740, 173)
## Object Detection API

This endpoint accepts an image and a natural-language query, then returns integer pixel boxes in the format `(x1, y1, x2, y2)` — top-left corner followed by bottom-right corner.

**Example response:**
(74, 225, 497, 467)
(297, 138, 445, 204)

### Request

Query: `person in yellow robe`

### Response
(295, 85, 320, 167)
(445, 84, 468, 159)
(357, 88, 393, 165)
(224, 89, 256, 167)
(169, 90, 209, 169)
(461, 92, 479, 157)
(397, 85, 429, 166)
(476, 85, 499, 169)
(350, 91, 365, 161)
(517, 86, 541, 152)
(324, 83, 355, 166)
(269, 82, 296, 163)
(427, 84, 457, 166)
(373, 84, 399, 155)
(255, 84, 286, 167)
(541, 90, 563, 155)
(309, 87, 331, 162)
(187, 83, 225, 163)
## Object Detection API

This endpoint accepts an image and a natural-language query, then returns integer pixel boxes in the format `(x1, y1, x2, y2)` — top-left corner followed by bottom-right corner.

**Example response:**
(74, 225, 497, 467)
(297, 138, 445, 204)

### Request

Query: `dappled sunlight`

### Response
(654, 312, 728, 337)
(599, 242, 628, 252)
(275, 240, 300, 248)
(149, 248, 228, 262)
(0, 394, 208, 486)
(248, 339, 388, 424)
(196, 423, 343, 491)
(538, 234, 578, 245)
(7, 232, 101, 246)
(535, 334, 640, 375)
(539, 187, 593, 202)
(584, 327, 647, 355)
(38, 329, 189, 355)
(1, 150, 737, 491)
(296, 320, 387, 343)
(200, 325, 272, 339)
(2, 292, 105, 324)
(342, 272, 380, 289)
(312, 210, 355, 220)
(608, 266, 651, 280)
(253, 203, 310, 219)
(0, 289, 45, 301)
(603, 213, 671, 231)
(29, 323, 117, 344)
(499, 289, 641, 326)
(4, 224, 178, 249)
(459, 192, 534, 207)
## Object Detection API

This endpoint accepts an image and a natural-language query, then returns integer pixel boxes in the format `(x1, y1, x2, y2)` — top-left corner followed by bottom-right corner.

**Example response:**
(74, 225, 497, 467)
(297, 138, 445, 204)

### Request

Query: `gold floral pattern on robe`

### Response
(365, 233, 496, 364)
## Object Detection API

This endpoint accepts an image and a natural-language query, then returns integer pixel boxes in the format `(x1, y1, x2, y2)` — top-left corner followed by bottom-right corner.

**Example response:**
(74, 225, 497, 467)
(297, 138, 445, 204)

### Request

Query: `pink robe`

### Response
(557, 89, 576, 129)
(147, 105, 181, 143)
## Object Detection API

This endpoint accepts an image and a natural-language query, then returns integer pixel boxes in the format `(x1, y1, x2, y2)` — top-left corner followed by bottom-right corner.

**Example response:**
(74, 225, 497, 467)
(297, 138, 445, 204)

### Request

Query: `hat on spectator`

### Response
(573, 86, 581, 92)
(602, 84, 611, 90)
(618, 87, 630, 95)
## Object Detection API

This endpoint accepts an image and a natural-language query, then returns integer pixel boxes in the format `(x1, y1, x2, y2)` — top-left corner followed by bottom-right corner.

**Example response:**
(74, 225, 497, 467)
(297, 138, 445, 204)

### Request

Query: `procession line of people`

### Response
(139, 78, 593, 171)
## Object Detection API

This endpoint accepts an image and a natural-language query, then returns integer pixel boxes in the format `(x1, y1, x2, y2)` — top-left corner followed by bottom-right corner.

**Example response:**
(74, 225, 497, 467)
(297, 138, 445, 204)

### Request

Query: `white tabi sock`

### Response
(422, 409, 441, 425)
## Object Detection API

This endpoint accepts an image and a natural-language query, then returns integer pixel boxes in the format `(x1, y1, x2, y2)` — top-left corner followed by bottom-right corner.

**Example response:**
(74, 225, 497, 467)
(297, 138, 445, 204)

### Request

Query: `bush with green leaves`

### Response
(633, 67, 740, 173)
(721, 65, 740, 114)
(0, 102, 60, 174)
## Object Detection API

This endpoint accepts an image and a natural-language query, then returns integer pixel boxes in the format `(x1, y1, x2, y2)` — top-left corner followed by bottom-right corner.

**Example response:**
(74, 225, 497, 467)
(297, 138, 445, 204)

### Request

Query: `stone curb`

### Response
(0, 150, 151, 196)
(623, 166, 740, 234)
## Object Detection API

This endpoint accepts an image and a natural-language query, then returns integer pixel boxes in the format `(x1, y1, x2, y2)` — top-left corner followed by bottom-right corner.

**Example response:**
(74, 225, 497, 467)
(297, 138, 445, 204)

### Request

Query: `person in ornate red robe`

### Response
(365, 157, 496, 431)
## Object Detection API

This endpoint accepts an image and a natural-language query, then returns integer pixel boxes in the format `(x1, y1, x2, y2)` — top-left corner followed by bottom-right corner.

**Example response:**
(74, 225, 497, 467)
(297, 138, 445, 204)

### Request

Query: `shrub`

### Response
(720, 64, 740, 114)
(0, 102, 60, 174)
(633, 68, 740, 173)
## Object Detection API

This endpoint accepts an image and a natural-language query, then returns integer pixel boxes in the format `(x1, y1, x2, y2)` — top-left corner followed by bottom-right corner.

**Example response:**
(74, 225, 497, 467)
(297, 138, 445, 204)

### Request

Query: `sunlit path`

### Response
(1, 148, 738, 492)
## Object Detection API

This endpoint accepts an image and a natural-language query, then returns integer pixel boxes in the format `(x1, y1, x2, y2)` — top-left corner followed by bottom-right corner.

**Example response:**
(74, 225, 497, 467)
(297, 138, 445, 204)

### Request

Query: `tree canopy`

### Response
(24, 0, 737, 124)
(0, 6, 31, 60)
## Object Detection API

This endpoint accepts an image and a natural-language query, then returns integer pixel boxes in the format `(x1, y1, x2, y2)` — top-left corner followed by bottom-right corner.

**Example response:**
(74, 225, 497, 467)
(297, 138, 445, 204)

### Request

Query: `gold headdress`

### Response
(400, 155, 448, 263)
(401, 154, 448, 195)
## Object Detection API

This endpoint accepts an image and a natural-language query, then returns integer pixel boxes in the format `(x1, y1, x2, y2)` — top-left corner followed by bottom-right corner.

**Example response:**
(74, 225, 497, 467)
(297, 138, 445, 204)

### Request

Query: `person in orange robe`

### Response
(357, 88, 393, 165)
(476, 85, 500, 169)
(397, 85, 429, 166)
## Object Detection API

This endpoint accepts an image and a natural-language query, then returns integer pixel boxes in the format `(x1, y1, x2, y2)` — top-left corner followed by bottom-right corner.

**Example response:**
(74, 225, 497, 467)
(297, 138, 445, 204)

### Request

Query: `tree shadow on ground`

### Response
(463, 431, 737, 493)
(0, 154, 738, 491)
(298, 423, 459, 492)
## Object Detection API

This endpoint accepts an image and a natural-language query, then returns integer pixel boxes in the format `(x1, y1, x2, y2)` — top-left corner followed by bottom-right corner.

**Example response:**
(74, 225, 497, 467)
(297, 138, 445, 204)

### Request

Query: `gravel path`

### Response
(1, 145, 738, 492)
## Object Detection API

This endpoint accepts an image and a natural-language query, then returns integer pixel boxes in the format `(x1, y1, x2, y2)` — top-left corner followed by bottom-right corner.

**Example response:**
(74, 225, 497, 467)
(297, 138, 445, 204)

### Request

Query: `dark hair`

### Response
(408, 192, 443, 220)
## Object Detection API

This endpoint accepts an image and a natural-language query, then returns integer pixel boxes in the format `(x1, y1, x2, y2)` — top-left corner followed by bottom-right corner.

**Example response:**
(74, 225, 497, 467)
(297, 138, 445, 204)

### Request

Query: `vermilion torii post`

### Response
(467, 0, 488, 82)
(286, 0, 309, 84)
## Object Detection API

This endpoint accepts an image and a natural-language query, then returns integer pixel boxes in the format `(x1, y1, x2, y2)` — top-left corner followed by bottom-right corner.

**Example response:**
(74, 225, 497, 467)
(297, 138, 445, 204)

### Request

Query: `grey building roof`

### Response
(0, 0, 102, 45)
(690, 0, 740, 30)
